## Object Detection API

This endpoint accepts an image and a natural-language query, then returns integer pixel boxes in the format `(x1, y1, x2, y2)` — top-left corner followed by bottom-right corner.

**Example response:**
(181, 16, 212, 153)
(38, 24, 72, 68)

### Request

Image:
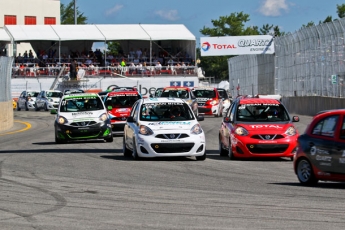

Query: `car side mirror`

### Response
(127, 116, 134, 122)
(50, 109, 57, 114)
(197, 115, 204, 121)
(107, 105, 113, 110)
(223, 117, 231, 123)
(292, 116, 299, 122)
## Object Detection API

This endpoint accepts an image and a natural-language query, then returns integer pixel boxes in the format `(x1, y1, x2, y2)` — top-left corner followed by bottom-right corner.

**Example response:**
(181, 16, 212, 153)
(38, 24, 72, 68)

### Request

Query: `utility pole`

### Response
(74, 0, 77, 24)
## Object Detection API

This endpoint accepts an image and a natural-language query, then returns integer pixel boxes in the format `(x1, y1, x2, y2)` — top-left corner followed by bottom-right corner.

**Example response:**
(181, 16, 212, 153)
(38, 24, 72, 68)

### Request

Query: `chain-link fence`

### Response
(0, 56, 13, 102)
(228, 17, 345, 98)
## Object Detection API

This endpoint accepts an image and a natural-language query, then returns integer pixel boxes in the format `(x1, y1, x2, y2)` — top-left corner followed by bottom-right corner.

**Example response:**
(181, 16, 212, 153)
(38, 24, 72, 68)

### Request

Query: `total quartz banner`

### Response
(200, 35, 274, 56)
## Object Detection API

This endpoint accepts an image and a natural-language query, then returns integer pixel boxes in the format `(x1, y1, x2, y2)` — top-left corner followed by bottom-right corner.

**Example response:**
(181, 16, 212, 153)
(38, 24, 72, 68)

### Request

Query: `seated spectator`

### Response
(155, 61, 162, 74)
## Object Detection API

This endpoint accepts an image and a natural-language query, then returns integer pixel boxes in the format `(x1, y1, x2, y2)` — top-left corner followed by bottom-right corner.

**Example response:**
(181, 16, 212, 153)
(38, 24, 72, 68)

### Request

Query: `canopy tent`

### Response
(1, 24, 196, 65)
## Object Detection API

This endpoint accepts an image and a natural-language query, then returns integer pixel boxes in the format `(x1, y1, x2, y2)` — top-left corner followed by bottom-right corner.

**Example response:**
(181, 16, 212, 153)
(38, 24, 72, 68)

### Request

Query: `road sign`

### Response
(331, 75, 337, 84)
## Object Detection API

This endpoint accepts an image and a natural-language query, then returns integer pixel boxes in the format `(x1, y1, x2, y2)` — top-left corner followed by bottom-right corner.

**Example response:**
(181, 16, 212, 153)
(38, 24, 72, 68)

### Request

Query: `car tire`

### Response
(228, 138, 236, 160)
(105, 134, 113, 143)
(296, 158, 318, 185)
(44, 103, 49, 111)
(25, 102, 29, 111)
(219, 136, 228, 156)
(55, 135, 65, 144)
(123, 136, 132, 157)
(17, 102, 21, 111)
(196, 152, 206, 161)
(132, 139, 140, 160)
(35, 103, 39, 111)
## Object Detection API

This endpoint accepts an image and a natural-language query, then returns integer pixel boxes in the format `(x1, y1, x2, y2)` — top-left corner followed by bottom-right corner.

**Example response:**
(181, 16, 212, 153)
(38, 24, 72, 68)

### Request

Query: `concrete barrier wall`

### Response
(0, 101, 14, 131)
(282, 96, 345, 116)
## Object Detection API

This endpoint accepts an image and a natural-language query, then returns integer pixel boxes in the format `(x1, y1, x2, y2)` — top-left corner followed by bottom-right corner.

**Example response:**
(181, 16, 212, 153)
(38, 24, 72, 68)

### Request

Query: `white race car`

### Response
(123, 97, 206, 160)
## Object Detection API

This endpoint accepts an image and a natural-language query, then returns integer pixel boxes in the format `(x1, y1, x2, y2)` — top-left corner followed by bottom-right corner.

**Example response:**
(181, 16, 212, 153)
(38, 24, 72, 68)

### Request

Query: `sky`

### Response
(60, 0, 345, 47)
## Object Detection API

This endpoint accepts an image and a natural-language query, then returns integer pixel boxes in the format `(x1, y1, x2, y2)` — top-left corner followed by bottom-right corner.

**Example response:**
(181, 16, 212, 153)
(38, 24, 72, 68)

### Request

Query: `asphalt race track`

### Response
(0, 111, 344, 230)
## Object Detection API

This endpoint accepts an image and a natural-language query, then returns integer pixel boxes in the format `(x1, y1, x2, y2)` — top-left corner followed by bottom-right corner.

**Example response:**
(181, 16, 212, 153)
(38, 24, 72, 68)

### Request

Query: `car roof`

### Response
(163, 86, 190, 90)
(107, 90, 139, 96)
(142, 97, 185, 104)
(316, 108, 345, 115)
(193, 87, 216, 90)
(62, 93, 99, 99)
(238, 98, 281, 104)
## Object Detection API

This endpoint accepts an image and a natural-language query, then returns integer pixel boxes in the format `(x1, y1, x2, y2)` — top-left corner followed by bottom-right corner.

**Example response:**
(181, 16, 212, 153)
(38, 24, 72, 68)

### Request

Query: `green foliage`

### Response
(337, 4, 345, 18)
(60, 0, 87, 24)
(302, 21, 315, 28)
(106, 42, 122, 56)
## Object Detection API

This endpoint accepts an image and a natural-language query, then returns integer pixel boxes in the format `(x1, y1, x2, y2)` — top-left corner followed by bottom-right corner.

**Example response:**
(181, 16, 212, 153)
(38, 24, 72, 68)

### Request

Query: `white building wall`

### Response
(0, 0, 60, 27)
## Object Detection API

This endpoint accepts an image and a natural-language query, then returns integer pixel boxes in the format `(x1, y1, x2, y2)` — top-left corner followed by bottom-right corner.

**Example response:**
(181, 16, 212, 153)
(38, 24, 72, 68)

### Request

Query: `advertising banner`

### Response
(200, 35, 274, 56)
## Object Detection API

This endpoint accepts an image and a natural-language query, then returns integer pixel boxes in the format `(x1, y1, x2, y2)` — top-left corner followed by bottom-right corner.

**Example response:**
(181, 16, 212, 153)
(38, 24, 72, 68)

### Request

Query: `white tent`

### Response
(1, 24, 196, 63)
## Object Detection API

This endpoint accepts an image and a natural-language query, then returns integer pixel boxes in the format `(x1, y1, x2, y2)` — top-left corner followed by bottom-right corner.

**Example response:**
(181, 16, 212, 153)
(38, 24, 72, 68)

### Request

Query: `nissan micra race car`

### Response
(193, 87, 223, 117)
(123, 98, 206, 160)
(52, 93, 113, 143)
(104, 89, 142, 134)
(219, 96, 300, 160)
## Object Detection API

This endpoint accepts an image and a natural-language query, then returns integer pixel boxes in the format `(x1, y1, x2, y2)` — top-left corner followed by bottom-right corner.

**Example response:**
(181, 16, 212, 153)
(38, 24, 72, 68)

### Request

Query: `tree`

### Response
(301, 21, 315, 28)
(60, 0, 87, 24)
(106, 41, 122, 56)
(337, 4, 345, 18)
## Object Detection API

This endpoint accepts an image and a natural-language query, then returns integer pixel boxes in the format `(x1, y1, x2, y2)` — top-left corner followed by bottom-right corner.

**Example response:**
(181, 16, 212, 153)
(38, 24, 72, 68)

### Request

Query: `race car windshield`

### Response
(105, 94, 141, 108)
(236, 103, 290, 122)
(47, 92, 62, 98)
(28, 92, 39, 97)
(59, 97, 104, 112)
(161, 90, 189, 99)
(217, 90, 229, 99)
(194, 90, 215, 98)
(140, 103, 194, 121)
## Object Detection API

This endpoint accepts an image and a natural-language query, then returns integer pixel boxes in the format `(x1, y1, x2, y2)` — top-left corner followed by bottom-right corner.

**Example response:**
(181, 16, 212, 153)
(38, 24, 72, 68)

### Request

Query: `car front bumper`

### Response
(135, 132, 206, 158)
(55, 121, 112, 141)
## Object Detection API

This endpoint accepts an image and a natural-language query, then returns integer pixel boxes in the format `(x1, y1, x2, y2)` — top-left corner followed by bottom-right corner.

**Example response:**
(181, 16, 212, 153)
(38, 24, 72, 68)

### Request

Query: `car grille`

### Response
(151, 143, 194, 153)
(70, 121, 97, 127)
(111, 117, 127, 121)
(67, 130, 101, 138)
(246, 144, 289, 154)
(198, 103, 205, 106)
(155, 133, 189, 139)
(251, 134, 285, 140)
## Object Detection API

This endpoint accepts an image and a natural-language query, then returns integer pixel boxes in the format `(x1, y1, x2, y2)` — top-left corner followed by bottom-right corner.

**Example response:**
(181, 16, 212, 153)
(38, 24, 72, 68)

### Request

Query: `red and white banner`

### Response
(200, 35, 274, 56)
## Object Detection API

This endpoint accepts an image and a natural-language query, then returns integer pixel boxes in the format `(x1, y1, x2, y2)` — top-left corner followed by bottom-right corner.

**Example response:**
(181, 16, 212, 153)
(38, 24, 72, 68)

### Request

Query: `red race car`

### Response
(104, 89, 141, 135)
(219, 96, 300, 160)
(193, 87, 223, 117)
(294, 109, 345, 185)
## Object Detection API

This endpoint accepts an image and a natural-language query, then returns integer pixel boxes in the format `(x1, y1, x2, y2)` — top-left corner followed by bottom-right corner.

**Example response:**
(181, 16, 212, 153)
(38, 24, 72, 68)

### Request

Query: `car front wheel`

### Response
(132, 139, 140, 160)
(219, 136, 228, 156)
(296, 158, 318, 185)
(228, 138, 236, 160)
(123, 136, 132, 157)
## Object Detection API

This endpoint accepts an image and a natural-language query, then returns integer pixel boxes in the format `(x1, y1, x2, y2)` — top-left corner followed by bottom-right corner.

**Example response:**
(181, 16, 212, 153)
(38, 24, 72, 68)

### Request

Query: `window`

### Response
(4, 15, 17, 25)
(25, 16, 36, 25)
(312, 115, 339, 137)
(44, 17, 56, 25)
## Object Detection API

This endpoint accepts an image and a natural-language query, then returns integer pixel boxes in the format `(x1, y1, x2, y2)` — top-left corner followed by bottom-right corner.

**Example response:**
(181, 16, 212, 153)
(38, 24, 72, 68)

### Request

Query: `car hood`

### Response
(238, 122, 294, 133)
(108, 108, 131, 118)
(141, 120, 198, 131)
(59, 110, 106, 121)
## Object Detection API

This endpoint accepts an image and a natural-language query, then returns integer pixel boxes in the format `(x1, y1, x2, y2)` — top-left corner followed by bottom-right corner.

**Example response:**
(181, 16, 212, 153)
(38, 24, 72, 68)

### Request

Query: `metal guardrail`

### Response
(228, 17, 345, 98)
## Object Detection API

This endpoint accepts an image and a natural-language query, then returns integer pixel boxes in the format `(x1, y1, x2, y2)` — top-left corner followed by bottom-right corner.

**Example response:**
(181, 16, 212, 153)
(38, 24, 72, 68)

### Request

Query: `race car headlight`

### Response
(139, 125, 153, 135)
(285, 126, 297, 136)
(49, 98, 53, 102)
(235, 127, 248, 136)
(191, 124, 203, 135)
(223, 99, 230, 105)
(99, 113, 108, 121)
(210, 99, 218, 105)
(57, 116, 68, 125)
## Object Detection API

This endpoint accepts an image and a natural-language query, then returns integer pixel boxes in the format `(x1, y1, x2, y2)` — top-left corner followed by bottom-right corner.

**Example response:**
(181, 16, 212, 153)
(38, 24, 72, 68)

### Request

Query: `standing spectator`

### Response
(120, 59, 126, 67)
(70, 59, 78, 80)
(136, 48, 142, 60)
(155, 61, 162, 75)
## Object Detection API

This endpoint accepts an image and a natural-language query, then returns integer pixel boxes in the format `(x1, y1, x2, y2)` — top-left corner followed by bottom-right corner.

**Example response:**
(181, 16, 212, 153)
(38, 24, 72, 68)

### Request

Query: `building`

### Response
(0, 0, 60, 56)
